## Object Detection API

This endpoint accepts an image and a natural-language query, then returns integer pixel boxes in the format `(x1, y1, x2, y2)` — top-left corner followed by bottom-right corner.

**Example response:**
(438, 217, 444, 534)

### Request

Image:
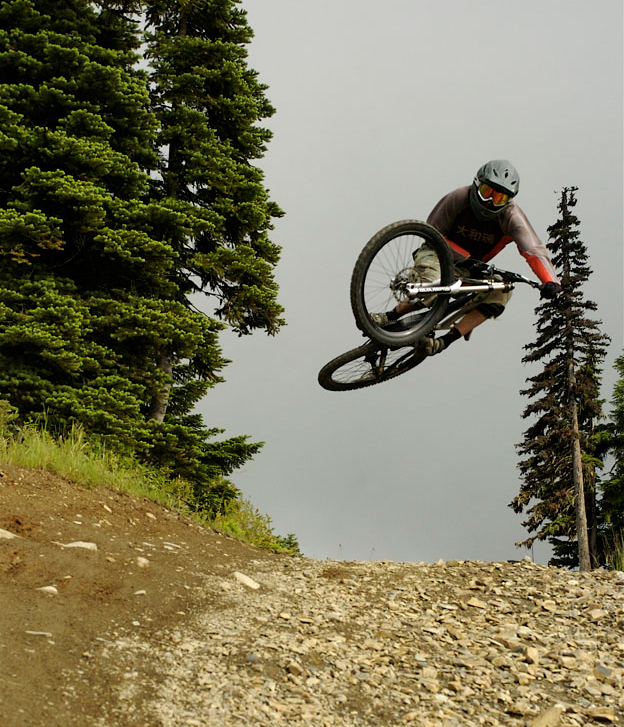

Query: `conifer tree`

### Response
(510, 187, 610, 570)
(595, 353, 624, 566)
(0, 0, 176, 447)
(0, 0, 281, 512)
(143, 0, 284, 337)
(142, 0, 284, 417)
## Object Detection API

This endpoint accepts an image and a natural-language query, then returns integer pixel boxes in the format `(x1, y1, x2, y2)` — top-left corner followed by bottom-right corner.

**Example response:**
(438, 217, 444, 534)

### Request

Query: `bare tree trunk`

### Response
(148, 352, 173, 423)
(147, 15, 188, 426)
(568, 355, 591, 571)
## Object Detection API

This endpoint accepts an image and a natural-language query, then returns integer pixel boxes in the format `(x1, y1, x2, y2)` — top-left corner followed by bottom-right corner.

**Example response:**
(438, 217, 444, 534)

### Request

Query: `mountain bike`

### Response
(318, 220, 541, 392)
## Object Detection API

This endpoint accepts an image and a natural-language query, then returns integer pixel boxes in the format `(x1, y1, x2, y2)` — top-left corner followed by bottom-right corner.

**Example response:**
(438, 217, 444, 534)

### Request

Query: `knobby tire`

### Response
(318, 341, 427, 392)
(350, 220, 454, 348)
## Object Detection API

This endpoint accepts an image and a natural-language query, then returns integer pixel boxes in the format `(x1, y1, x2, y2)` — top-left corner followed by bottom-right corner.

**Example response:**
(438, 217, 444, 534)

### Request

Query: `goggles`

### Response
(477, 182, 511, 207)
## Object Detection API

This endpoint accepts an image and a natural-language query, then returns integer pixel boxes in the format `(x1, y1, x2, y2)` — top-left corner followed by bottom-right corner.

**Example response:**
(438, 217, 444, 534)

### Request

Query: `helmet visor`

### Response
(477, 182, 511, 207)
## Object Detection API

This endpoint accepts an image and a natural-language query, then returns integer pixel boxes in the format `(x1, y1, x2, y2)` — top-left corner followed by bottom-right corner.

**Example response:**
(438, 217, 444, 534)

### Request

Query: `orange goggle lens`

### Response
(478, 182, 510, 207)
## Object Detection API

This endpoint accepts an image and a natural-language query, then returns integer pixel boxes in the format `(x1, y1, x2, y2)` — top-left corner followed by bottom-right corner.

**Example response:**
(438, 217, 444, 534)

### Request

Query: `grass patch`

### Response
(0, 402, 300, 555)
(605, 532, 624, 572)
(210, 498, 301, 554)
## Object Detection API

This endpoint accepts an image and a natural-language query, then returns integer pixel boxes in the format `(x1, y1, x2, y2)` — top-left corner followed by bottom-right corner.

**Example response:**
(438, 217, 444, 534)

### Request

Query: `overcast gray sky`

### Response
(198, 0, 623, 564)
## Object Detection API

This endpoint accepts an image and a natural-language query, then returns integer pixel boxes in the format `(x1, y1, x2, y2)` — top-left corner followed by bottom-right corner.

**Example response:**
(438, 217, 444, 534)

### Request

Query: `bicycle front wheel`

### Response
(350, 220, 453, 348)
(318, 341, 427, 392)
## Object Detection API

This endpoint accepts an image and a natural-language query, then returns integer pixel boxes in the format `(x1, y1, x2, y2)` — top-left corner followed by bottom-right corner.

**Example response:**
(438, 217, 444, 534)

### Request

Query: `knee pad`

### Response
(476, 302, 505, 319)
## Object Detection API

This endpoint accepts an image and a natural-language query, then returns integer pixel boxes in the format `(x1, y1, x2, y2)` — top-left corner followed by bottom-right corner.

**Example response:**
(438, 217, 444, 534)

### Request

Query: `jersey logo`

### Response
(456, 225, 496, 245)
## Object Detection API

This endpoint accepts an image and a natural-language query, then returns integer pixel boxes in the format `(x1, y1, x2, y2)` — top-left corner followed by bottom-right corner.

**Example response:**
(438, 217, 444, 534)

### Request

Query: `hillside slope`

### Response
(1, 465, 622, 727)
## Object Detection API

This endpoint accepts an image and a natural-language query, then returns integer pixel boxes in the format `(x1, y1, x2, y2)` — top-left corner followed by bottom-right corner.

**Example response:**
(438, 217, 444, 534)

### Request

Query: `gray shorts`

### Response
(413, 244, 512, 316)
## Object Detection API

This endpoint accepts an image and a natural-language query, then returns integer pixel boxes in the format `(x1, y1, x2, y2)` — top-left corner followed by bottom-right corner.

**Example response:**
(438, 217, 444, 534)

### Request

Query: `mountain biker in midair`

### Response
(373, 160, 562, 355)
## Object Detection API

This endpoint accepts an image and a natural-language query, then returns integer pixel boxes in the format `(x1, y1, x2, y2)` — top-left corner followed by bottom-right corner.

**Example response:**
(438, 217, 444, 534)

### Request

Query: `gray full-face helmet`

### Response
(469, 159, 520, 221)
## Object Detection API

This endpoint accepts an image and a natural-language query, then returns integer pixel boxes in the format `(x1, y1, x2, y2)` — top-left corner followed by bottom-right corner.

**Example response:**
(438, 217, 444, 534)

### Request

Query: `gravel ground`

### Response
(101, 555, 623, 726)
(1, 465, 623, 727)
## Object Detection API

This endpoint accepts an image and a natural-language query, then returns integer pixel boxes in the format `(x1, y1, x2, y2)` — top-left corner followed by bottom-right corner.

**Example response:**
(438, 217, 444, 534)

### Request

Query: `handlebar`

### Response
(461, 259, 541, 290)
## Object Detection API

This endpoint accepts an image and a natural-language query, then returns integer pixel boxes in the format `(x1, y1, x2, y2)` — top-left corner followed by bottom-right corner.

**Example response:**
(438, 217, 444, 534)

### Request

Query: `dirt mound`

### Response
(0, 464, 280, 727)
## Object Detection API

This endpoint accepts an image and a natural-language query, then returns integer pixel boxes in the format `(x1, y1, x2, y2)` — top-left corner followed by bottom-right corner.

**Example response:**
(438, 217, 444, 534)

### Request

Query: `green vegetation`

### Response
(0, 401, 300, 555)
(0, 0, 284, 518)
(596, 353, 624, 570)
(512, 188, 622, 570)
(605, 534, 624, 572)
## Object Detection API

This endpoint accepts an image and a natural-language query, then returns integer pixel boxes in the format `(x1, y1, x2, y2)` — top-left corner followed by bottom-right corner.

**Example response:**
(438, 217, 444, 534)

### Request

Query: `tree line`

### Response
(512, 187, 623, 571)
(0, 0, 283, 513)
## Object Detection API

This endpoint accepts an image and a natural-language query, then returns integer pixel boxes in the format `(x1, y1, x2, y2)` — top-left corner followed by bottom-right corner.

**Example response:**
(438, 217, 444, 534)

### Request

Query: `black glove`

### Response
(540, 281, 562, 299)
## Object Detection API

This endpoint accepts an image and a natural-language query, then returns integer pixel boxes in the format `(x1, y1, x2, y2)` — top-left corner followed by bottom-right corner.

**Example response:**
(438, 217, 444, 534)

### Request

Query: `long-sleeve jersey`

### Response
(426, 186, 560, 285)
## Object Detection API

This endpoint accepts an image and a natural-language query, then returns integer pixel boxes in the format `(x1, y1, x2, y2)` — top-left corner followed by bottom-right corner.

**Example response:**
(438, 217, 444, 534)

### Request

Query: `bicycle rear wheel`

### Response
(318, 341, 427, 391)
(350, 220, 454, 348)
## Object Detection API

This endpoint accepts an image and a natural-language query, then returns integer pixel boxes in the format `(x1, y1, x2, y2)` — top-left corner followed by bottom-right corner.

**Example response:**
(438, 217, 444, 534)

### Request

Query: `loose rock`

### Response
(234, 571, 260, 590)
(57, 541, 98, 551)
(36, 585, 59, 595)
(97, 559, 624, 727)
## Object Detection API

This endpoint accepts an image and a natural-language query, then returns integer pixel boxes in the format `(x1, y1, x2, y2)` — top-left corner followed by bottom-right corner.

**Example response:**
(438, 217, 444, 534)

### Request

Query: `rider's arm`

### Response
(500, 205, 560, 285)
(427, 187, 469, 235)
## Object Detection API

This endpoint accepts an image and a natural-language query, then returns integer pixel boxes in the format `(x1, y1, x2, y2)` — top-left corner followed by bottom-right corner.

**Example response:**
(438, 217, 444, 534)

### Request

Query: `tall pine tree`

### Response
(141, 0, 285, 426)
(0, 0, 179, 446)
(0, 0, 282, 512)
(510, 187, 610, 570)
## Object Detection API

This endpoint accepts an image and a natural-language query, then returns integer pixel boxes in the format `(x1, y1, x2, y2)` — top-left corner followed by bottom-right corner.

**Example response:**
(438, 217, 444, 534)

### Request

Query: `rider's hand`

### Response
(539, 281, 562, 299)
(462, 258, 491, 278)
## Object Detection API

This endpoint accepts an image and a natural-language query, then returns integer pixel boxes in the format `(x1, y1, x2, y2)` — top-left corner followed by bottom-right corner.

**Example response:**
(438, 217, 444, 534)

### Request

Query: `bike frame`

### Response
(405, 268, 540, 300)
(399, 266, 541, 337)
(320, 256, 545, 390)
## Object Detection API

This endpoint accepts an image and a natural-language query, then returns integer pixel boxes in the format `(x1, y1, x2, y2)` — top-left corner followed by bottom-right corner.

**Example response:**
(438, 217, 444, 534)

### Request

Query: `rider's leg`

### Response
(380, 244, 440, 322)
(372, 300, 413, 325)
(376, 294, 425, 324)
(455, 308, 488, 337)
(395, 298, 424, 316)
(423, 309, 488, 356)
(425, 294, 511, 356)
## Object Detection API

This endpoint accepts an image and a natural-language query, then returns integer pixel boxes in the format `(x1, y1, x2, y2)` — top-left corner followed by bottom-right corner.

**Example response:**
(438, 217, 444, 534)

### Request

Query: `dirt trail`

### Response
(0, 464, 276, 726)
(1, 465, 622, 727)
